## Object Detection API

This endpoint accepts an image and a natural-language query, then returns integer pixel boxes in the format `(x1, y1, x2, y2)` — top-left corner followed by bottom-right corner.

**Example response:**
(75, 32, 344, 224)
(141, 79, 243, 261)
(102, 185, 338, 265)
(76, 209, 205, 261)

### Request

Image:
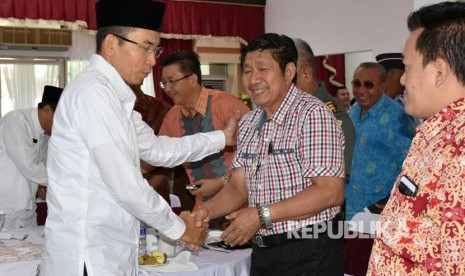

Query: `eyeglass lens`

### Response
(141, 45, 163, 58)
(112, 34, 163, 58)
(153, 47, 163, 58)
(159, 74, 193, 89)
(351, 79, 375, 89)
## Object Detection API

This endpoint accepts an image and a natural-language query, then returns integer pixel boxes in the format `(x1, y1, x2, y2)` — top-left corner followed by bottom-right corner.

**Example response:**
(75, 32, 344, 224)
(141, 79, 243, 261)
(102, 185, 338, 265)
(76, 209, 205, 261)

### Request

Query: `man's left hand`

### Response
(189, 178, 223, 198)
(221, 207, 261, 247)
(37, 186, 47, 200)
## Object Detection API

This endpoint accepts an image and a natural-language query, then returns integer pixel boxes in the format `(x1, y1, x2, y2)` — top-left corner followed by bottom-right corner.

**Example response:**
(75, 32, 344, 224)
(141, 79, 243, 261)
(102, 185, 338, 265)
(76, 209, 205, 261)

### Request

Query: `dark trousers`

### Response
(250, 214, 344, 276)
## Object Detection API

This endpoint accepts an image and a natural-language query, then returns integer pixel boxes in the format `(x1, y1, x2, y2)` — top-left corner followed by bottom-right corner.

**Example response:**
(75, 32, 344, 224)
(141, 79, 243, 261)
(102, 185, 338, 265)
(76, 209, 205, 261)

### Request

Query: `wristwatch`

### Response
(261, 204, 273, 229)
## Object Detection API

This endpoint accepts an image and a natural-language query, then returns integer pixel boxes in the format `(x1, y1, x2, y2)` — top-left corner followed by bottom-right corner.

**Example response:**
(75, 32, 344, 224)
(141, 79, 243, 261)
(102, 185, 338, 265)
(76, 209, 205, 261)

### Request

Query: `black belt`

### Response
(252, 230, 302, 248)
(251, 212, 343, 248)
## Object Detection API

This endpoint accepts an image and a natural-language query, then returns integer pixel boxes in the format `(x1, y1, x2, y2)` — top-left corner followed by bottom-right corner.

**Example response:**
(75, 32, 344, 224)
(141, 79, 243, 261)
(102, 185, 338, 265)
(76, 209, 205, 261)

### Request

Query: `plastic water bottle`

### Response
(139, 223, 147, 256)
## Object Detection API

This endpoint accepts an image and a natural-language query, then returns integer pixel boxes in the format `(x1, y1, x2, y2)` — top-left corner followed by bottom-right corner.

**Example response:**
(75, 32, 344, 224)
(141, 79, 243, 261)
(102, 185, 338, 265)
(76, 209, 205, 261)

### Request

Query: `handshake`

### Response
(178, 210, 209, 251)
(178, 199, 259, 250)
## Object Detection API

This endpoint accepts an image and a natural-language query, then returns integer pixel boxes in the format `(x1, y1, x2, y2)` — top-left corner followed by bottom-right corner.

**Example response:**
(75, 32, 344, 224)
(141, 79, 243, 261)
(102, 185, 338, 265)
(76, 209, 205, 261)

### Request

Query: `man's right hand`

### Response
(179, 211, 208, 251)
(192, 204, 211, 229)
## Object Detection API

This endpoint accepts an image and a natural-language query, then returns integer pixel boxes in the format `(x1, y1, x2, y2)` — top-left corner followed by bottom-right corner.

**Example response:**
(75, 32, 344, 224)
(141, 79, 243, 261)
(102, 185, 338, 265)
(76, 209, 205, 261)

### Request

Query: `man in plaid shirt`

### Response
(194, 33, 345, 275)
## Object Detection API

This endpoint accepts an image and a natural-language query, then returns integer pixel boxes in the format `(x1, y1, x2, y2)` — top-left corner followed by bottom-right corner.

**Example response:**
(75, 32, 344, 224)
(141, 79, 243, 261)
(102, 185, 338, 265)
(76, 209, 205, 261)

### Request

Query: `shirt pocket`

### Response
(268, 148, 300, 189)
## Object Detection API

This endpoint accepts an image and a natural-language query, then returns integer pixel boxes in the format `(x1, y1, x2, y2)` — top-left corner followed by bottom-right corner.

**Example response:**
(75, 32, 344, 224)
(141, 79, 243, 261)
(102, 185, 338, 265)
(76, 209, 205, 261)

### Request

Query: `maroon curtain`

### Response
(0, 0, 97, 29)
(163, 0, 264, 43)
(153, 0, 264, 102)
(315, 54, 345, 96)
(153, 38, 193, 102)
(0, 0, 264, 44)
(2, 0, 265, 100)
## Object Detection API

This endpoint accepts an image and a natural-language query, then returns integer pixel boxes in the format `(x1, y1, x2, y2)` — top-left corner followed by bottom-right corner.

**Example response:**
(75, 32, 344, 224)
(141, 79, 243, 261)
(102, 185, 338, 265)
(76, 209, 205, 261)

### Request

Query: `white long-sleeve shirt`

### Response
(0, 107, 47, 228)
(40, 54, 226, 276)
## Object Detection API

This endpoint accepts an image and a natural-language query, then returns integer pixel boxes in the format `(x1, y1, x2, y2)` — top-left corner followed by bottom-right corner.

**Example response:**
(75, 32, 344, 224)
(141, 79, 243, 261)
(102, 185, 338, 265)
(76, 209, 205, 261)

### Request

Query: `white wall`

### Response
(344, 51, 375, 91)
(265, 0, 413, 56)
(265, 0, 448, 97)
(414, 0, 447, 9)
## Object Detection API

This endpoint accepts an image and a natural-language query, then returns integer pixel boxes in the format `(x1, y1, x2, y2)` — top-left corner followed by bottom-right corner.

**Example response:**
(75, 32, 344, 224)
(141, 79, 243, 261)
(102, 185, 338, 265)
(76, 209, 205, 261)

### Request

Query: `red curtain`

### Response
(153, 1, 264, 102)
(162, 1, 264, 43)
(0, 0, 264, 44)
(0, 0, 97, 28)
(316, 54, 345, 96)
(153, 38, 193, 102)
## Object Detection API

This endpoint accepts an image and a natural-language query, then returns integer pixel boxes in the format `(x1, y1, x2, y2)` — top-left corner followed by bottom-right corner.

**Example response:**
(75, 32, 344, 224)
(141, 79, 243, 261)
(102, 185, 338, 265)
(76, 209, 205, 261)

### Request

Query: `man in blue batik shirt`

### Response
(346, 62, 415, 220)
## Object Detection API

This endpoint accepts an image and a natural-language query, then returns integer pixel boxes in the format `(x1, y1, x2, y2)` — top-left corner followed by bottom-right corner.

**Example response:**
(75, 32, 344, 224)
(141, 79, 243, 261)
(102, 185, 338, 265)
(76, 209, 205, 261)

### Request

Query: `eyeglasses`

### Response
(159, 73, 193, 89)
(112, 34, 163, 58)
(351, 79, 377, 90)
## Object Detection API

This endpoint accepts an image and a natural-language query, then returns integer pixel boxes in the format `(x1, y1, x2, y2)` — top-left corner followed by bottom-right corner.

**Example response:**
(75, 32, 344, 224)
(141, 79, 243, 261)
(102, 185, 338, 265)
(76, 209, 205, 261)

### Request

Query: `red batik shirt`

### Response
(368, 98, 465, 275)
(133, 89, 171, 135)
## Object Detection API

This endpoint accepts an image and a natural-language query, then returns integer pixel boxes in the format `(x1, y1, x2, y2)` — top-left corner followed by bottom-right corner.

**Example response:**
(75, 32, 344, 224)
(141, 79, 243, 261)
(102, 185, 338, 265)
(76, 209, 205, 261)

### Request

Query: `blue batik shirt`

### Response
(346, 94, 415, 219)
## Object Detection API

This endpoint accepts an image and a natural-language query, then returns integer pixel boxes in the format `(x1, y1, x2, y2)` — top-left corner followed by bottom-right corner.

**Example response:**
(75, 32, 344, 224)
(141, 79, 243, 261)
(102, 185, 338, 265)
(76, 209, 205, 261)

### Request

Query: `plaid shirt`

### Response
(232, 85, 345, 236)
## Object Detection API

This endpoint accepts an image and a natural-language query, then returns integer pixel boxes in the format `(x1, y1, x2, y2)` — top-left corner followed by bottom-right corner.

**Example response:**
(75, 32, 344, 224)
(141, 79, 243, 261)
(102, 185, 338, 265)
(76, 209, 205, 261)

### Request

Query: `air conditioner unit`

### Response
(0, 26, 72, 51)
(202, 76, 228, 91)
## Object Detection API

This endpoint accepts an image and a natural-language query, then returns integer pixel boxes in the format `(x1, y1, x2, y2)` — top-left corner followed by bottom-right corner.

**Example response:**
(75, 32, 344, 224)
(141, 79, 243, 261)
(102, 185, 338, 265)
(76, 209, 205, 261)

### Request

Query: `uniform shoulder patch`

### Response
(325, 100, 340, 114)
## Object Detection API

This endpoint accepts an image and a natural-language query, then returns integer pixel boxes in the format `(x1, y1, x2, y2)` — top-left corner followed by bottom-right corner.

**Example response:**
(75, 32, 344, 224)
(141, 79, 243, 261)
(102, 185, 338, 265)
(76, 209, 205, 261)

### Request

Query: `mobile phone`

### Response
(207, 241, 252, 250)
(397, 175, 418, 197)
(185, 184, 200, 190)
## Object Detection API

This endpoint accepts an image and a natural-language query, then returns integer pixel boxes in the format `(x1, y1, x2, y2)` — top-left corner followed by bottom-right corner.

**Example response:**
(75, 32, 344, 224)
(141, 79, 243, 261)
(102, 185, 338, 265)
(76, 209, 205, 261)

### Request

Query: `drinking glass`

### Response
(0, 211, 5, 231)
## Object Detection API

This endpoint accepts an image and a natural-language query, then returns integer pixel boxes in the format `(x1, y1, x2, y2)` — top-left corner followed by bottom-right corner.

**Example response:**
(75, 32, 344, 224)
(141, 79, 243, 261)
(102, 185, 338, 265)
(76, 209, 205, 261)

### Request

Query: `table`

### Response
(0, 227, 251, 276)
(140, 249, 251, 276)
(0, 227, 42, 276)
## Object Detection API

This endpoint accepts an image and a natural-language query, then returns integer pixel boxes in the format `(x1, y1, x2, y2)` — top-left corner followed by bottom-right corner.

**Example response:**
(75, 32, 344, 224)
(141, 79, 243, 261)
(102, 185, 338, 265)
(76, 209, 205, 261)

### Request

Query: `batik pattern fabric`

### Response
(368, 97, 465, 275)
(159, 87, 250, 183)
(346, 95, 415, 219)
(133, 92, 171, 135)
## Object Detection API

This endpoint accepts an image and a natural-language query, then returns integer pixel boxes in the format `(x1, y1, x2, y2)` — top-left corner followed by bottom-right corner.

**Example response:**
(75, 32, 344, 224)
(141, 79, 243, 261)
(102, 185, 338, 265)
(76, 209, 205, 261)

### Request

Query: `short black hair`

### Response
(240, 33, 297, 83)
(335, 86, 348, 97)
(160, 51, 202, 84)
(95, 26, 136, 53)
(38, 102, 57, 112)
(407, 1, 465, 85)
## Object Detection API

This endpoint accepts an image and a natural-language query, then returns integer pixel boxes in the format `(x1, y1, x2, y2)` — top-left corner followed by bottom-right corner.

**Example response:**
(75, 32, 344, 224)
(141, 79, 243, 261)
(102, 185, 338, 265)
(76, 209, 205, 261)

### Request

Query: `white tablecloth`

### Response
(0, 227, 251, 276)
(140, 248, 251, 276)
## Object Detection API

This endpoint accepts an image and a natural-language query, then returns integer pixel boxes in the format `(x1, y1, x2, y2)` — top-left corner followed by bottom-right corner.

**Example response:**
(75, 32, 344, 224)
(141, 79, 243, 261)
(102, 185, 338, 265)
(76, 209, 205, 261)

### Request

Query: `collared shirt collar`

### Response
(313, 81, 326, 98)
(418, 97, 465, 142)
(363, 94, 388, 119)
(270, 84, 298, 125)
(90, 54, 136, 117)
(31, 107, 45, 138)
(181, 86, 208, 117)
(255, 84, 296, 129)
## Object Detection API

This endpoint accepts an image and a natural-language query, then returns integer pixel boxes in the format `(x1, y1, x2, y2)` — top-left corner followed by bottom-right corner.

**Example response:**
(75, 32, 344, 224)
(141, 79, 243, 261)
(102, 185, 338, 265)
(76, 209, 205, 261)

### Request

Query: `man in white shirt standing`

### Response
(40, 0, 238, 276)
(0, 85, 63, 229)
